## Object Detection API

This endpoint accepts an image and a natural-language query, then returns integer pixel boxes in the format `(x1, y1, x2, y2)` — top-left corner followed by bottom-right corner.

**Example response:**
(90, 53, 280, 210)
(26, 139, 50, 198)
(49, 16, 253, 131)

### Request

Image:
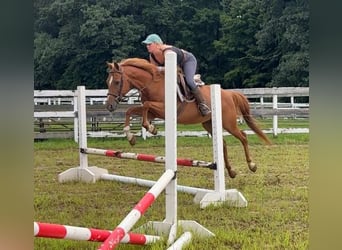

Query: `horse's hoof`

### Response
(229, 170, 237, 178)
(149, 126, 158, 135)
(249, 162, 257, 172)
(129, 136, 136, 146)
(151, 127, 158, 135)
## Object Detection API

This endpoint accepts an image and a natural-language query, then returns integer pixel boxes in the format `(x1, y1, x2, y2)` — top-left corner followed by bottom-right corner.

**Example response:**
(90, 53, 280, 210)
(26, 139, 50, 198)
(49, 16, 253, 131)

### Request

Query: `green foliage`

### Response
(34, 0, 309, 90)
(256, 0, 309, 88)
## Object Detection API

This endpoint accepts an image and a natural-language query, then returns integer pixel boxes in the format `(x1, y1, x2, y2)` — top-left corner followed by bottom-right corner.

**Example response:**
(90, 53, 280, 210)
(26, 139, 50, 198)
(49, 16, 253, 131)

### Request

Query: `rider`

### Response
(141, 33, 211, 116)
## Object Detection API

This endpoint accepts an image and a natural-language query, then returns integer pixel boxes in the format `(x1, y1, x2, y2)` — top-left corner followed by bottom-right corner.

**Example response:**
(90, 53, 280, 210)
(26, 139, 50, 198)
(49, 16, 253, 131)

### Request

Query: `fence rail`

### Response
(33, 87, 309, 140)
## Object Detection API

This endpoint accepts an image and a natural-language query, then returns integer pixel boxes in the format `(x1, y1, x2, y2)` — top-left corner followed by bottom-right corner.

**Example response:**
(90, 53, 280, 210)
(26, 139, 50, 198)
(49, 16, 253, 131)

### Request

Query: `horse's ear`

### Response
(114, 62, 120, 70)
(106, 61, 111, 67)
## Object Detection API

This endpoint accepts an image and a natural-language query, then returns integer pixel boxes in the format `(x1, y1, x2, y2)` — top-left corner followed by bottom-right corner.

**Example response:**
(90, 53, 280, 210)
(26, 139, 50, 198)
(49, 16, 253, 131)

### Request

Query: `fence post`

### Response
(273, 94, 278, 136)
(73, 94, 78, 142)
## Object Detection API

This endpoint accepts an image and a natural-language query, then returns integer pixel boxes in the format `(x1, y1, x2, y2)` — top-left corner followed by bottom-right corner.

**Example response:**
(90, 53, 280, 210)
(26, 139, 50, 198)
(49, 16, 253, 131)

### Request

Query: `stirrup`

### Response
(199, 103, 211, 116)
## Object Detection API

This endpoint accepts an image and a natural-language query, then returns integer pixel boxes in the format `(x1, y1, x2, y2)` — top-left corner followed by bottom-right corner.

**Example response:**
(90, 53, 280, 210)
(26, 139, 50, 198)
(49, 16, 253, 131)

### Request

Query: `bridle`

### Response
(107, 67, 124, 104)
(107, 63, 153, 104)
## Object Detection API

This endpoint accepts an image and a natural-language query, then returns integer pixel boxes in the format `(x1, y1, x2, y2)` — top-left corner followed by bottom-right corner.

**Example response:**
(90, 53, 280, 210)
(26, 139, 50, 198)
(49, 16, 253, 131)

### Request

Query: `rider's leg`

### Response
(191, 86, 211, 116)
(183, 58, 211, 116)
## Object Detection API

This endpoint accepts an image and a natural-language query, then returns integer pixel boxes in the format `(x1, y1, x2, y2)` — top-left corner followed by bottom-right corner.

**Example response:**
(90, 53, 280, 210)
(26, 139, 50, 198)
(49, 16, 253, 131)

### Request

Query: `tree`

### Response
(215, 0, 266, 88)
(255, 0, 309, 87)
(34, 0, 309, 90)
(34, 0, 144, 89)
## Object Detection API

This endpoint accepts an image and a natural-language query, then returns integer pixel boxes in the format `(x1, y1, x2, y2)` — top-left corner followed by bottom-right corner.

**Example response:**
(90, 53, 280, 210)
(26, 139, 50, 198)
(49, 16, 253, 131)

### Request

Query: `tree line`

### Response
(34, 0, 309, 90)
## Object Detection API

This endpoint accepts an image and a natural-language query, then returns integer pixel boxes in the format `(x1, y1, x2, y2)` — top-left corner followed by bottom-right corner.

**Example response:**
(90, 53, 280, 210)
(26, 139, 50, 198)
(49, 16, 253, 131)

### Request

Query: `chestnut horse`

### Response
(105, 58, 271, 178)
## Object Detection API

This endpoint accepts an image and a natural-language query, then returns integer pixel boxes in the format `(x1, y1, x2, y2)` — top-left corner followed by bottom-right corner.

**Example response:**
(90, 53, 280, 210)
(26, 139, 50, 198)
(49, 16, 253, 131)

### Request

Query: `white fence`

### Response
(34, 89, 140, 106)
(33, 87, 309, 139)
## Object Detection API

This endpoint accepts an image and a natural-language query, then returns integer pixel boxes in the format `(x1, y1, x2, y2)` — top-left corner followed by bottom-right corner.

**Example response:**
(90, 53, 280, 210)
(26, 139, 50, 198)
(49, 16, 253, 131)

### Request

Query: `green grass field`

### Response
(34, 130, 309, 249)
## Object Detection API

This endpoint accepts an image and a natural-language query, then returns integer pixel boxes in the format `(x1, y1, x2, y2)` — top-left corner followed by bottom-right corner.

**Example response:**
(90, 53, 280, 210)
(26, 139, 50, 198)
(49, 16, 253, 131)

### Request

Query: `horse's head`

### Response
(105, 61, 126, 112)
(106, 58, 162, 112)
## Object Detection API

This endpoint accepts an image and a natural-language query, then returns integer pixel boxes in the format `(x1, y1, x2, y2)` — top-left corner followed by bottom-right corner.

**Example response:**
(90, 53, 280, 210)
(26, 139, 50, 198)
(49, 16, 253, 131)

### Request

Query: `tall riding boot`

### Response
(191, 86, 211, 116)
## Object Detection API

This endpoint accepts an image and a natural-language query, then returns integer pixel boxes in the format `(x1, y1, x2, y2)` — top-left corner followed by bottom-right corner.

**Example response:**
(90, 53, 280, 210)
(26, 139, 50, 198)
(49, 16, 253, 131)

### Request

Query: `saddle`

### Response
(176, 68, 205, 103)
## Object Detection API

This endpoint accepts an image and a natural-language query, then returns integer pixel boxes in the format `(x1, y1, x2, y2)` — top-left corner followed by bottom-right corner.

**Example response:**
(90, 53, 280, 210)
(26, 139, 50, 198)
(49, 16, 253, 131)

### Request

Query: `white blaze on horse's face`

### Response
(105, 69, 119, 112)
(108, 75, 113, 87)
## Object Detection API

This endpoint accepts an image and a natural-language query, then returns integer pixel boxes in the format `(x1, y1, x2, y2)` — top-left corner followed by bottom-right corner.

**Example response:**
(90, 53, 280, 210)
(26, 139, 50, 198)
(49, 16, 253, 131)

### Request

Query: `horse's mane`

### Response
(120, 58, 158, 77)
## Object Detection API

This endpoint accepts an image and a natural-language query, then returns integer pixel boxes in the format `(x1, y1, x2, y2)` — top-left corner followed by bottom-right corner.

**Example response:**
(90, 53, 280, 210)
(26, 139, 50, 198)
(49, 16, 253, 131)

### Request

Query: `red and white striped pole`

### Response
(81, 147, 215, 169)
(98, 169, 175, 250)
(34, 222, 160, 244)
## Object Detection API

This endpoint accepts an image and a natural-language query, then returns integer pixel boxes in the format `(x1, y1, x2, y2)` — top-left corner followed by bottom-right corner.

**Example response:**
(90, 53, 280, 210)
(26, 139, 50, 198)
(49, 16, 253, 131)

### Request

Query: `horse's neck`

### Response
(125, 67, 164, 101)
(137, 78, 164, 102)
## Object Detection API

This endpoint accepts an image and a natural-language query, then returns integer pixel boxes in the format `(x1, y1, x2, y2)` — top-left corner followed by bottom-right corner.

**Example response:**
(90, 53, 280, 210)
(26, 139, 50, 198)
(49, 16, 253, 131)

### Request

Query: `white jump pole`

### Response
(193, 84, 247, 208)
(137, 51, 178, 243)
(164, 50, 178, 244)
(211, 84, 225, 192)
(101, 173, 216, 194)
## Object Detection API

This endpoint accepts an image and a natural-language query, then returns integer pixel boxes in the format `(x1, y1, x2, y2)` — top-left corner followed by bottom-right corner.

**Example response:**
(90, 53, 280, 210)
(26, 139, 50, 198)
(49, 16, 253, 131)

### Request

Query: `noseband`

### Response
(107, 68, 124, 104)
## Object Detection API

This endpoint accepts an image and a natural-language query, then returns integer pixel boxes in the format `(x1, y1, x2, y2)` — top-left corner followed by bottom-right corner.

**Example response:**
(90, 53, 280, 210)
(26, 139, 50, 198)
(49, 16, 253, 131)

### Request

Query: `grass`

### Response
(34, 131, 309, 249)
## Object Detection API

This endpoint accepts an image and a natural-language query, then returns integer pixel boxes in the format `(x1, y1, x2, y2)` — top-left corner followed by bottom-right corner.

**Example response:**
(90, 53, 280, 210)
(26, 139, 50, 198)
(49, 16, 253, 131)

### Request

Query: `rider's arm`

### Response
(149, 54, 164, 71)
(149, 54, 158, 65)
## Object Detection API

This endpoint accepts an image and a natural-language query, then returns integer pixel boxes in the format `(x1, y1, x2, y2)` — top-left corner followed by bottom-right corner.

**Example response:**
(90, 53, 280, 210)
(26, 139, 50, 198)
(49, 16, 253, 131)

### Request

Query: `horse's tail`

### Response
(232, 91, 272, 145)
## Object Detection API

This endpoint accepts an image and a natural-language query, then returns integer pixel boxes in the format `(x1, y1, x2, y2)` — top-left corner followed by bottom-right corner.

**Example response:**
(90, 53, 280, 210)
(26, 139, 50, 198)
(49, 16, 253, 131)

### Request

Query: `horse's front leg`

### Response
(123, 106, 143, 146)
(141, 101, 165, 135)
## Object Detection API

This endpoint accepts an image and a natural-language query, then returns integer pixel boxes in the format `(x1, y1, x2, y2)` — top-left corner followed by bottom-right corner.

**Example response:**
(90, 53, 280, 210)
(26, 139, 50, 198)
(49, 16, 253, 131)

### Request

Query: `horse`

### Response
(105, 58, 271, 178)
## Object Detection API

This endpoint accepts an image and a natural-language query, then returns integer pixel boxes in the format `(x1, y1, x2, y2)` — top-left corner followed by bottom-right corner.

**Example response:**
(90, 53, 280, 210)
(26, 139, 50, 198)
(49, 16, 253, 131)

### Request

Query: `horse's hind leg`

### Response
(222, 139, 237, 178)
(201, 120, 237, 178)
(223, 120, 257, 173)
(240, 130, 257, 172)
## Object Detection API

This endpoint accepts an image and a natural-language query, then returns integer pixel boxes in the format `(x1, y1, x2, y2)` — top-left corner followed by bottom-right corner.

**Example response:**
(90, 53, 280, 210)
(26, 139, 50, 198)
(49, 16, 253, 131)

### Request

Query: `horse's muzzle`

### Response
(106, 101, 117, 112)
